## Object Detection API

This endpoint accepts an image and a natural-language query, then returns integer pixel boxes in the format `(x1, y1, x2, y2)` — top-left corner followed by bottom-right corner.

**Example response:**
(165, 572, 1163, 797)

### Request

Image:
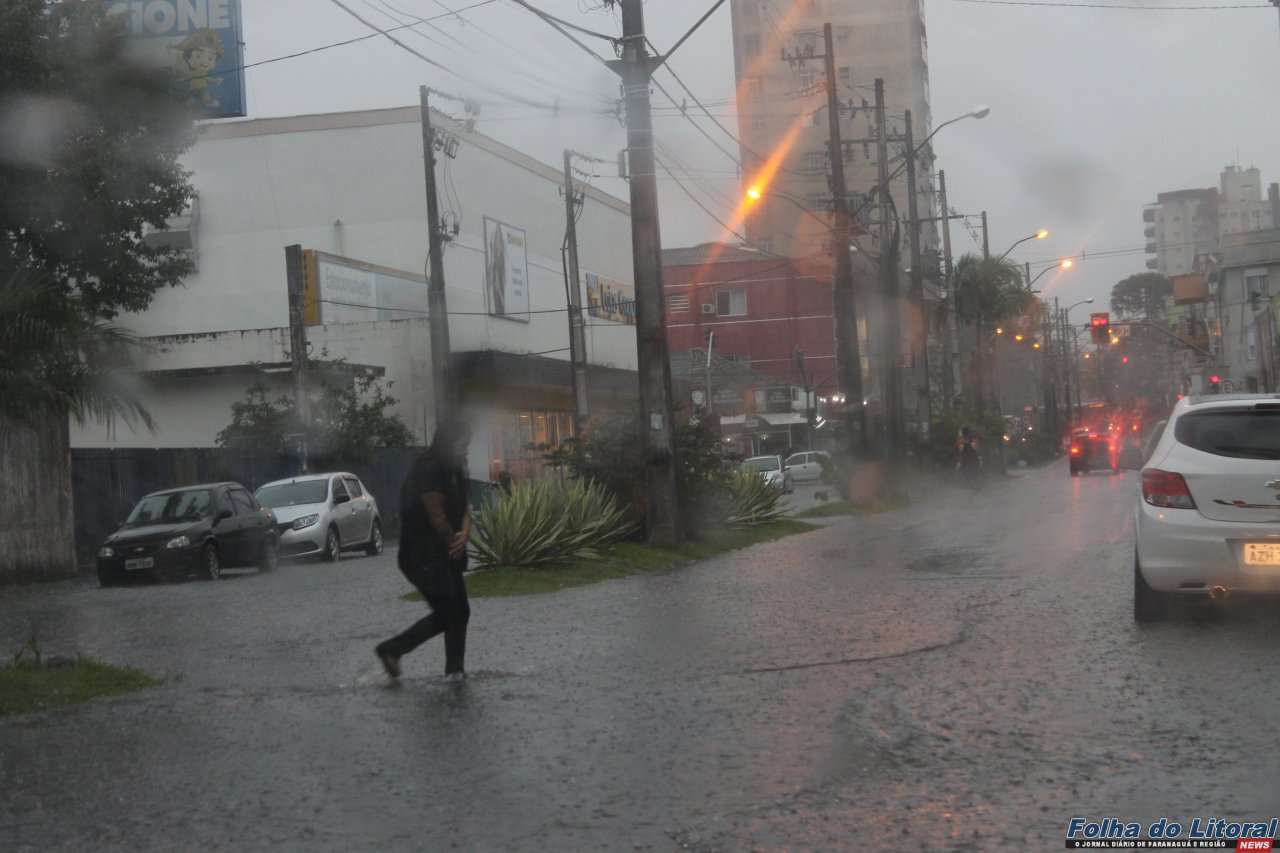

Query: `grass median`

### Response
(795, 497, 906, 519)
(0, 658, 161, 716)
(401, 519, 817, 600)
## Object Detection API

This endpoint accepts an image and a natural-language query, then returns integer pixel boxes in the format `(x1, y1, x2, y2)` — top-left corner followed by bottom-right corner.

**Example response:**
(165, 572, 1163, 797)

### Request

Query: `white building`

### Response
(72, 106, 641, 481)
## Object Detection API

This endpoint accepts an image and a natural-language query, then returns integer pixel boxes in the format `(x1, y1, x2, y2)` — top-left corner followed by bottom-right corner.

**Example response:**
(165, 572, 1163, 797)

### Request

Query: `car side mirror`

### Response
(334, 493, 351, 505)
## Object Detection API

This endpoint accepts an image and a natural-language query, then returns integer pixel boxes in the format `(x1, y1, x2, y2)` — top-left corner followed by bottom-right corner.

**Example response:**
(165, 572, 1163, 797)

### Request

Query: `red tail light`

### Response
(1070, 445, 1081, 455)
(1142, 469, 1196, 510)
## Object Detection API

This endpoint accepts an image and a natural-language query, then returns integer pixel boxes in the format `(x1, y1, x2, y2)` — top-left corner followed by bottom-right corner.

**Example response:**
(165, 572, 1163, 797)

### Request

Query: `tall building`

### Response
(1143, 166, 1279, 276)
(729, 0, 936, 261)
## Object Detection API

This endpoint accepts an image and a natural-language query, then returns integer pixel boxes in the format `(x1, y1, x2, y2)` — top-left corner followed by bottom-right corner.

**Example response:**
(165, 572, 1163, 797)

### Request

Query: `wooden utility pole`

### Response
(874, 78, 903, 460)
(420, 86, 453, 421)
(610, 0, 680, 545)
(821, 22, 867, 456)
(939, 170, 959, 408)
(902, 109, 929, 430)
(284, 243, 309, 472)
(562, 149, 590, 430)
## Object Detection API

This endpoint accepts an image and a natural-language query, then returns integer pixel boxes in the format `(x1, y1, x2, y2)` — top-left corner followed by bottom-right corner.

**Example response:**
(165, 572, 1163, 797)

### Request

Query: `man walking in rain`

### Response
(376, 417, 472, 683)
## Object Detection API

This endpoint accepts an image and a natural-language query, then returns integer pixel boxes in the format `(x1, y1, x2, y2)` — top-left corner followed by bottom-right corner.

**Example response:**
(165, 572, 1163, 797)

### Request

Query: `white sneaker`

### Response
(444, 671, 467, 685)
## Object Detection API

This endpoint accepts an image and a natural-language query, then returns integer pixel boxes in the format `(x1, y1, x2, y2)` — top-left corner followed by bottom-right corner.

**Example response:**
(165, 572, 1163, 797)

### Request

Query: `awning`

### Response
(720, 412, 809, 431)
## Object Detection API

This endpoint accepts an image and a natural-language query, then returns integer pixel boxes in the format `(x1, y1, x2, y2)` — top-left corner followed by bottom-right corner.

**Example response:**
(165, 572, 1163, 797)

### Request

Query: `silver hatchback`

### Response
(255, 473, 383, 561)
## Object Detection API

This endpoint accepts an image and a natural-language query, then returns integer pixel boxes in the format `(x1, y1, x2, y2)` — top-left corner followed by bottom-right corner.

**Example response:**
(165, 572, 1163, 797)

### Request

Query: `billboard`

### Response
(302, 251, 428, 325)
(585, 272, 636, 325)
(484, 217, 530, 321)
(106, 0, 247, 119)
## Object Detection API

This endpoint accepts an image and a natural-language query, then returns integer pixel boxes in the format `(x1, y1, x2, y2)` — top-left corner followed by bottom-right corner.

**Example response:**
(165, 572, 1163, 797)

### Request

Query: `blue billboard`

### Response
(106, 0, 246, 118)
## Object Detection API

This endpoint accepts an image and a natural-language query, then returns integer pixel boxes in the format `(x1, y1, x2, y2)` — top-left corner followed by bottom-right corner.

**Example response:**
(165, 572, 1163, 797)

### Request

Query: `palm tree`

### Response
(0, 268, 152, 429)
(952, 254, 1035, 414)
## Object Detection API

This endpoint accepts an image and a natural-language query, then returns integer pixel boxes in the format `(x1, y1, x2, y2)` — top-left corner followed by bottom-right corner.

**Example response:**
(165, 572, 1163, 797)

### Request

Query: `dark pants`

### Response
(378, 554, 470, 673)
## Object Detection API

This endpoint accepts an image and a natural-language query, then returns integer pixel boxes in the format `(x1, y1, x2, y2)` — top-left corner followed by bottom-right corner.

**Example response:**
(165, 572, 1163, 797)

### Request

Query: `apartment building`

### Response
(729, 0, 936, 261)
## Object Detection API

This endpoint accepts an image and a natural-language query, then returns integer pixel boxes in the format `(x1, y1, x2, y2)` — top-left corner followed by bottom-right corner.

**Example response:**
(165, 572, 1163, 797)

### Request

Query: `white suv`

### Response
(1134, 394, 1280, 621)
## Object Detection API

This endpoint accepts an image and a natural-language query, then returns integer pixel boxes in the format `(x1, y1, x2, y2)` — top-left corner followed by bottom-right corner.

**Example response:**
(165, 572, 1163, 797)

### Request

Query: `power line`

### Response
(655, 155, 748, 243)
(203, 0, 501, 79)
(956, 0, 1269, 8)
(503, 0, 620, 43)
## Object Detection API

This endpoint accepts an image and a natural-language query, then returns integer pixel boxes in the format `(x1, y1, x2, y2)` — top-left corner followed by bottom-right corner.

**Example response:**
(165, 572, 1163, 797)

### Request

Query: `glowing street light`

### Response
(746, 186, 762, 201)
(1027, 259, 1074, 289)
(996, 326, 1005, 335)
(997, 228, 1051, 263)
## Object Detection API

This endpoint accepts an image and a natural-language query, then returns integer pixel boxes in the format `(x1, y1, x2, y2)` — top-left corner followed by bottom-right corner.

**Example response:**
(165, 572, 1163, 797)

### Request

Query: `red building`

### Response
(662, 243, 840, 400)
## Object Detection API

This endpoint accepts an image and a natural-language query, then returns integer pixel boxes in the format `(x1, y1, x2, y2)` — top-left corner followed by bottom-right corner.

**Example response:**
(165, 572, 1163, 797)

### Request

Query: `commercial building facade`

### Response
(71, 106, 640, 482)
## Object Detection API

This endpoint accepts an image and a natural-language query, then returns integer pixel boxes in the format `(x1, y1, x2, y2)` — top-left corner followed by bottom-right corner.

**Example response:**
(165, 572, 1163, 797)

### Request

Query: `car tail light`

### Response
(1070, 445, 1081, 455)
(1142, 469, 1196, 510)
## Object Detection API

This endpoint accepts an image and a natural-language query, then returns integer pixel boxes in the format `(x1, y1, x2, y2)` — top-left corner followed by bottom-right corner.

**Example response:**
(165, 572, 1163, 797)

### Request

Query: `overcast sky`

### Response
(235, 0, 1280, 314)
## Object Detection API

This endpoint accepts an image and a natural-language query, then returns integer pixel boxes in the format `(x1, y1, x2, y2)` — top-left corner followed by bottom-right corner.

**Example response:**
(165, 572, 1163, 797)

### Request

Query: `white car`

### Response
(741, 455, 794, 494)
(784, 450, 830, 483)
(1134, 394, 1280, 621)
(255, 473, 383, 561)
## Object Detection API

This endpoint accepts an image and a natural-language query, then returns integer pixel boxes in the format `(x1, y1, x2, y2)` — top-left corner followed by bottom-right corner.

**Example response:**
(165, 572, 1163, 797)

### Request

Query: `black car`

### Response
(97, 482, 278, 586)
(1069, 432, 1119, 476)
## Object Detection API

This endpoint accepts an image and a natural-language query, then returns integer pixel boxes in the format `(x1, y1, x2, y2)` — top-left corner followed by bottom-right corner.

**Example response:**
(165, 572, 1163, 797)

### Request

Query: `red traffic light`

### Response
(1090, 313, 1110, 328)
(1210, 375, 1221, 384)
(1122, 355, 1129, 364)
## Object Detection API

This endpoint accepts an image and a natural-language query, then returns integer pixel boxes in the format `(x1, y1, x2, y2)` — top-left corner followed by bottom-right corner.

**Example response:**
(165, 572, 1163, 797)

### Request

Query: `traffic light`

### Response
(1209, 374, 1222, 393)
(1121, 355, 1129, 365)
(1090, 312, 1110, 345)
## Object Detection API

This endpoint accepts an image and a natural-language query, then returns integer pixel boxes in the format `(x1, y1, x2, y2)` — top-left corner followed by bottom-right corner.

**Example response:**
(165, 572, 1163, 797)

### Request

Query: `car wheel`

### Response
(258, 535, 278, 572)
(365, 520, 383, 557)
(97, 566, 124, 588)
(323, 526, 341, 562)
(203, 543, 222, 581)
(1133, 553, 1169, 623)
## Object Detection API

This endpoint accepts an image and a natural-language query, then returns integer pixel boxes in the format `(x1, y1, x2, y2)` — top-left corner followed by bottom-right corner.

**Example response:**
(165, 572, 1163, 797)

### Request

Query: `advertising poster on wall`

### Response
(585, 272, 636, 325)
(105, 0, 247, 118)
(484, 217, 530, 321)
(301, 251, 428, 325)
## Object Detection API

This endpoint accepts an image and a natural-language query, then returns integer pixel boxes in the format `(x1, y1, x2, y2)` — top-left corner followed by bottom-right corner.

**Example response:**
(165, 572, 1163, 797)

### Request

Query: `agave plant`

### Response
(725, 470, 787, 527)
(470, 478, 636, 568)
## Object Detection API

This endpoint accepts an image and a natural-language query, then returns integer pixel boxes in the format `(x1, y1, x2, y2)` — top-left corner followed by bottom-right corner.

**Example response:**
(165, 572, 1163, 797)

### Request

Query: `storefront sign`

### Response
(106, 0, 247, 118)
(302, 250, 427, 325)
(585, 272, 636, 325)
(484, 217, 530, 321)
(766, 387, 792, 413)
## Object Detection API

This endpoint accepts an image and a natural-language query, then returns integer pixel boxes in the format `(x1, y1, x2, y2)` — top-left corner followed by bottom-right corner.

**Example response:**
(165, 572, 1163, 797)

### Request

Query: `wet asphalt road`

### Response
(5, 460, 1280, 852)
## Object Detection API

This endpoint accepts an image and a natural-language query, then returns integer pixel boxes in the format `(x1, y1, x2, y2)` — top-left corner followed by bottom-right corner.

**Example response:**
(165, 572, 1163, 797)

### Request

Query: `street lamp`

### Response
(1026, 259, 1073, 290)
(996, 229, 1050, 264)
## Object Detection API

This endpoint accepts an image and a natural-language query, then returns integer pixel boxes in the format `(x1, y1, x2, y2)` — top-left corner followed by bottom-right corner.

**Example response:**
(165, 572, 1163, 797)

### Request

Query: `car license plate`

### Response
(124, 557, 154, 571)
(1243, 543, 1280, 566)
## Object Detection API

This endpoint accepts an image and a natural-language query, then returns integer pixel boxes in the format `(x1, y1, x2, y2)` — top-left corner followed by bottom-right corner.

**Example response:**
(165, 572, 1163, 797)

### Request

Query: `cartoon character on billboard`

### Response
(172, 28, 224, 110)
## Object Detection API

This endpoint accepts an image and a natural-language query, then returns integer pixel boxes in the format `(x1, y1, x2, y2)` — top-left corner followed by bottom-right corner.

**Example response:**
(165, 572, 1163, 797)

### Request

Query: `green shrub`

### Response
(725, 470, 786, 527)
(470, 478, 636, 568)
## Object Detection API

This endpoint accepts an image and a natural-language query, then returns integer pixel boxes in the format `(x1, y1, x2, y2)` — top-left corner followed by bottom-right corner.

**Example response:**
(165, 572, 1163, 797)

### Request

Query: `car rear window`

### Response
(1174, 409, 1280, 460)
(256, 480, 328, 507)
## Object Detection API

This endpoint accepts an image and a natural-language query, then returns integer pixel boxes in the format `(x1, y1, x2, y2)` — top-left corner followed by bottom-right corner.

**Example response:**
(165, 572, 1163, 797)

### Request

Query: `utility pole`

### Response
(976, 210, 991, 414)
(610, 0, 681, 545)
(705, 330, 715, 417)
(821, 22, 867, 456)
(562, 149, 590, 430)
(981, 210, 990, 260)
(1042, 298, 1055, 437)
(903, 109, 929, 431)
(939, 170, 959, 409)
(1060, 308, 1073, 424)
(874, 78, 903, 461)
(284, 243, 310, 473)
(420, 86, 453, 420)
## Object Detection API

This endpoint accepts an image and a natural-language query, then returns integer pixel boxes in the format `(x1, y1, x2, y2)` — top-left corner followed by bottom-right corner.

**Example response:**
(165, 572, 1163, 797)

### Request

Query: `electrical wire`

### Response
(655, 156, 748, 243)
(503, 0, 620, 42)
(200, 0, 501, 80)
(956, 0, 1269, 8)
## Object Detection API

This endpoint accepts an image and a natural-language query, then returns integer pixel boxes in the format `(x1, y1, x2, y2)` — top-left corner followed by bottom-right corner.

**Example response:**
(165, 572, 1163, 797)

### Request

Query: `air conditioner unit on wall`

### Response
(701, 303, 716, 316)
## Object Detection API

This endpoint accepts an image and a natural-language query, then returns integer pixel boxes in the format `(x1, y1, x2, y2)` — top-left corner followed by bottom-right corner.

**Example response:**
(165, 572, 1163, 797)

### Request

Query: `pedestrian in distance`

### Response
(955, 426, 982, 480)
(376, 416, 473, 684)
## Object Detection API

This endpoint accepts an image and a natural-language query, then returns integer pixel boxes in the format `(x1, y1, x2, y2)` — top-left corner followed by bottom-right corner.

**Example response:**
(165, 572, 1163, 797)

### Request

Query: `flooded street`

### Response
(5, 461, 1280, 851)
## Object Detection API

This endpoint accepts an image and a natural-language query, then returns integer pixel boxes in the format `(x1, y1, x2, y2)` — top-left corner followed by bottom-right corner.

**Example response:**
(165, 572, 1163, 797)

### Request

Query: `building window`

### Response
(750, 114, 766, 132)
(804, 150, 824, 172)
(716, 288, 748, 316)
(1248, 326, 1258, 361)
(794, 29, 819, 55)
(838, 66, 851, 85)
(1246, 270, 1268, 302)
(668, 293, 690, 313)
(835, 25, 850, 43)
(798, 69, 815, 91)
(744, 33, 760, 56)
